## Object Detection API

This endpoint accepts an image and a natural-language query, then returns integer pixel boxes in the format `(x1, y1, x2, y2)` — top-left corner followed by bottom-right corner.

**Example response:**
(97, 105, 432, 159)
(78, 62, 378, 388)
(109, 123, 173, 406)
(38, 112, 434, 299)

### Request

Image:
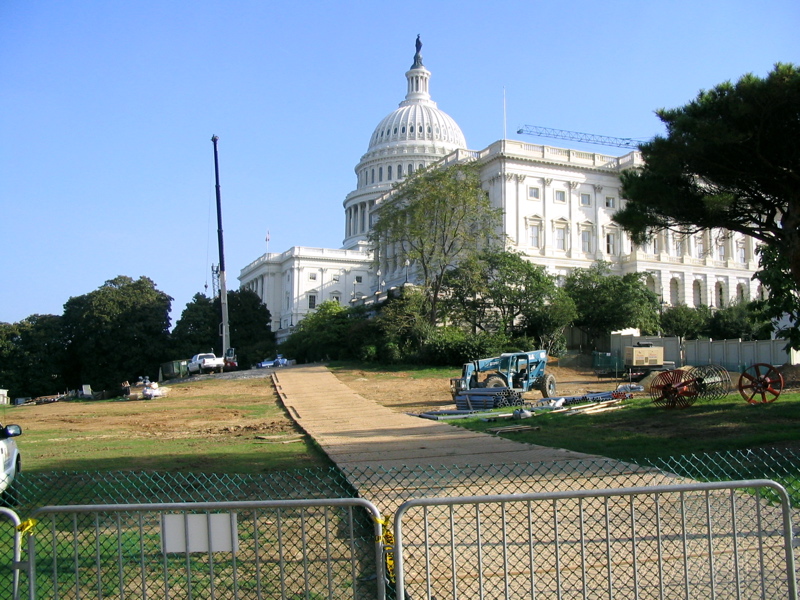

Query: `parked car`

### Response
(0, 423, 22, 503)
(256, 354, 288, 369)
(187, 353, 225, 375)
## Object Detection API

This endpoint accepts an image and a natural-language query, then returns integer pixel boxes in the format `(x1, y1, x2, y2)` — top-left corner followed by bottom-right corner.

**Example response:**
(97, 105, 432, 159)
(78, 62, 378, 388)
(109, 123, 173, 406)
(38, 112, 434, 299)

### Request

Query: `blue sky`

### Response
(2, 0, 798, 325)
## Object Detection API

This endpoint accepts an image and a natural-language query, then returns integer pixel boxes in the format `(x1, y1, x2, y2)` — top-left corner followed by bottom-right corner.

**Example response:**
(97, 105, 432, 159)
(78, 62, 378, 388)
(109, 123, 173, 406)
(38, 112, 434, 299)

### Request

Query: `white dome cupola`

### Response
(343, 36, 468, 250)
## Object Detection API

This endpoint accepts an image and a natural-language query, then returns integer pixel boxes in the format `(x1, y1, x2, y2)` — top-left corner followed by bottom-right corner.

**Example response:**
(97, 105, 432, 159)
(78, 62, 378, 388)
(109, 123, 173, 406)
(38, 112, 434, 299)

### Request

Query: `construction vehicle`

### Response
(450, 350, 556, 399)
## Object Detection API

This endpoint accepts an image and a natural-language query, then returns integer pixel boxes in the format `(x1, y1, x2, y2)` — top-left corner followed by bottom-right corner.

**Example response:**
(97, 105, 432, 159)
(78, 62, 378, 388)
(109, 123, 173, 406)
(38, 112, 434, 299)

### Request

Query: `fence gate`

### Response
(393, 480, 798, 600)
(24, 498, 386, 600)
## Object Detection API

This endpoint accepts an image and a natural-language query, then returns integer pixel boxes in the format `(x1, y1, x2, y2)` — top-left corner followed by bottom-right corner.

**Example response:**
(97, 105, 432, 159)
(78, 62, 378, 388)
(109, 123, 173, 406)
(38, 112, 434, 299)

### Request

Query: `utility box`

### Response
(624, 345, 664, 367)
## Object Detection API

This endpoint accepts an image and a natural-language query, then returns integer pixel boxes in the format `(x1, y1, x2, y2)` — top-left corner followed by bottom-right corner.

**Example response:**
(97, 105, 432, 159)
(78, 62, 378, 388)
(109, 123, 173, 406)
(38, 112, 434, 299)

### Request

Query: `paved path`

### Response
(272, 365, 671, 512)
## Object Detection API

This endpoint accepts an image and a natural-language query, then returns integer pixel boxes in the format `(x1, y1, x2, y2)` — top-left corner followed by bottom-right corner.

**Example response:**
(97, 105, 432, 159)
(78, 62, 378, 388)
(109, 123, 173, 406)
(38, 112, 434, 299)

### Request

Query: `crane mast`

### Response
(516, 125, 641, 149)
(211, 135, 230, 358)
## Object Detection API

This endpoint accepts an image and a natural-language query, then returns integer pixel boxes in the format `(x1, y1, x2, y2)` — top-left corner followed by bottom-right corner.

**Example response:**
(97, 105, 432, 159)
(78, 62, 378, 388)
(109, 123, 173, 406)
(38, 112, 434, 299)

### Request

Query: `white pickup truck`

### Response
(0, 423, 22, 501)
(187, 353, 225, 375)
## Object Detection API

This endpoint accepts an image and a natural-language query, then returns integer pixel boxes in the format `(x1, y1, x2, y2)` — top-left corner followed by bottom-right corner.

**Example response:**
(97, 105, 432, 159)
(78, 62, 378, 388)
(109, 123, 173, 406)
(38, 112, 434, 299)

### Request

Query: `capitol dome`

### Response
(342, 37, 468, 250)
(366, 40, 466, 153)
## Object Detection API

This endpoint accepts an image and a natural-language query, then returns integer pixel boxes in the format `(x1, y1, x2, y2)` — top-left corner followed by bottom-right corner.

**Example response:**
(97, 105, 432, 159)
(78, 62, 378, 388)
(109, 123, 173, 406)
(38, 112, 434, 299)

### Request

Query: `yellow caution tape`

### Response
(373, 516, 396, 583)
(17, 518, 38, 536)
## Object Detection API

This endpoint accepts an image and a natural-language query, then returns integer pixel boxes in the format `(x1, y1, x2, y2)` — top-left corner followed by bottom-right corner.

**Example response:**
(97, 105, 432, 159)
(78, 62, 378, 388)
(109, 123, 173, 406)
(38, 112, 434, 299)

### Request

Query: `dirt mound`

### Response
(778, 364, 800, 387)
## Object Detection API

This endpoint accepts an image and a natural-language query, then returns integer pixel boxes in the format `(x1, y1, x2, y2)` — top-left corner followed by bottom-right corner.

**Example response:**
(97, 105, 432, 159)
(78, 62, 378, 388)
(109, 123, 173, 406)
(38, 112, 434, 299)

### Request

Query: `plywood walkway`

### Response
(272, 365, 672, 512)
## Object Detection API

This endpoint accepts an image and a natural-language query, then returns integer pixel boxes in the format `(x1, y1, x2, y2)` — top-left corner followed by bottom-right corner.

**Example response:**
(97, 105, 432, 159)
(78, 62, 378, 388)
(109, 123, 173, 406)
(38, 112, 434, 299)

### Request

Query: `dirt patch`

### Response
(16, 373, 289, 442)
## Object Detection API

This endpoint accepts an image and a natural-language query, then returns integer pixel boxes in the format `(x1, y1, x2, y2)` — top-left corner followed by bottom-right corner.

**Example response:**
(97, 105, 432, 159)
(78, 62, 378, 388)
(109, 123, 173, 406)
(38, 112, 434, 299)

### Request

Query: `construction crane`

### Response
(516, 125, 642, 149)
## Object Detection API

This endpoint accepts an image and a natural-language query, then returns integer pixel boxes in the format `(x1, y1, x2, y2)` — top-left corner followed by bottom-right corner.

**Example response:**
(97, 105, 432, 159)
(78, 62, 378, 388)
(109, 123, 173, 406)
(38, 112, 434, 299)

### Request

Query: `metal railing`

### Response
(393, 480, 797, 600)
(0, 507, 23, 600)
(24, 498, 385, 600)
(3, 480, 798, 599)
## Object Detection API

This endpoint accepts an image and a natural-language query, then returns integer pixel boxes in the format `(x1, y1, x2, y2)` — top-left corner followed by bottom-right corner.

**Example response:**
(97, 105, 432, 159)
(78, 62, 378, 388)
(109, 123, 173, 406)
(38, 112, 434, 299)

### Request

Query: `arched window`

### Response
(397, 164, 403, 178)
(379, 167, 383, 182)
(737, 283, 747, 301)
(408, 164, 414, 175)
(387, 165, 392, 180)
(371, 169, 375, 184)
(715, 282, 725, 308)
(645, 275, 656, 294)
(693, 280, 703, 306)
(670, 278, 680, 305)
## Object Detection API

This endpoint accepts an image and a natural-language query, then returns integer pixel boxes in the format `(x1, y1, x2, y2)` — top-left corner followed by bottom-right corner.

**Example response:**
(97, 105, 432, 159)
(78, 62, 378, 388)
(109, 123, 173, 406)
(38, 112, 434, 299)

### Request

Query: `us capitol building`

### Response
(239, 38, 759, 342)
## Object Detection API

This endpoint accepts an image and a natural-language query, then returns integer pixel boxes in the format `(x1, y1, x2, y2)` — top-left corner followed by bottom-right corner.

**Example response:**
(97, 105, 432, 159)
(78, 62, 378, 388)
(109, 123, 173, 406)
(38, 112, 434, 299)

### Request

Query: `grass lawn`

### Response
(451, 391, 800, 461)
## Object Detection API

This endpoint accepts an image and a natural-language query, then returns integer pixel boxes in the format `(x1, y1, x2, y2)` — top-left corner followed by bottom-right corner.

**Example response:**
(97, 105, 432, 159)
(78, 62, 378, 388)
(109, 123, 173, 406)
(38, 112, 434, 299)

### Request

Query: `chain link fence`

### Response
(2, 448, 798, 598)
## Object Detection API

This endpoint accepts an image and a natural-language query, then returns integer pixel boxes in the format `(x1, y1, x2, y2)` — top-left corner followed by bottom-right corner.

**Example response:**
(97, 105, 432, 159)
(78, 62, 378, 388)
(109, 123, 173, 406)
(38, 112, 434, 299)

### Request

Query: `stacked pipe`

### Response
(454, 388, 523, 410)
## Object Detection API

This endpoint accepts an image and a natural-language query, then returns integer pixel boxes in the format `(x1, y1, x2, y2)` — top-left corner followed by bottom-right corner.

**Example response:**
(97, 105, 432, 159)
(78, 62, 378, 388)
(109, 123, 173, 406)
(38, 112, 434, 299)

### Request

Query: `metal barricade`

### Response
(1, 506, 24, 600)
(393, 480, 798, 600)
(26, 498, 386, 600)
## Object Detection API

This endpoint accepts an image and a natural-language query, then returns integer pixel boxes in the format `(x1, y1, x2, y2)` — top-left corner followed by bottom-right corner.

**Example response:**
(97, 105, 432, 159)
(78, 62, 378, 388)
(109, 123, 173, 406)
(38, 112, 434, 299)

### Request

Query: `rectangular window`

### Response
(556, 228, 566, 250)
(331, 294, 340, 304)
(605, 196, 616, 208)
(738, 245, 746, 263)
(581, 230, 591, 252)
(332, 274, 340, 282)
(308, 294, 316, 309)
(308, 272, 317, 281)
(528, 187, 540, 200)
(696, 238, 705, 258)
(606, 233, 617, 254)
(555, 190, 566, 203)
(717, 244, 726, 260)
(355, 275, 363, 283)
(529, 225, 540, 248)
(580, 193, 591, 206)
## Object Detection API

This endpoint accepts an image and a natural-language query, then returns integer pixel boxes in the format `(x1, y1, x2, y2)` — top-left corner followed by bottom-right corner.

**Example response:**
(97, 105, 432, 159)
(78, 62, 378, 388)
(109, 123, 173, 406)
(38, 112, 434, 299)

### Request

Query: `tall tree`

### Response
(564, 263, 659, 348)
(376, 286, 436, 361)
(223, 289, 275, 368)
(613, 64, 800, 330)
(752, 244, 800, 348)
(441, 249, 573, 341)
(13, 314, 67, 397)
(0, 321, 25, 398)
(521, 287, 577, 357)
(173, 290, 276, 367)
(61, 276, 172, 390)
(706, 299, 772, 341)
(171, 293, 218, 358)
(281, 301, 370, 362)
(660, 304, 709, 341)
(370, 161, 504, 324)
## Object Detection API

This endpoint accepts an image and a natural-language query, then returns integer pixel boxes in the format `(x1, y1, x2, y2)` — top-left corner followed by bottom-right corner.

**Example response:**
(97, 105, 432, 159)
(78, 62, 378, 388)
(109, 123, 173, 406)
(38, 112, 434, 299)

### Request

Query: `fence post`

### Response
(0, 507, 23, 600)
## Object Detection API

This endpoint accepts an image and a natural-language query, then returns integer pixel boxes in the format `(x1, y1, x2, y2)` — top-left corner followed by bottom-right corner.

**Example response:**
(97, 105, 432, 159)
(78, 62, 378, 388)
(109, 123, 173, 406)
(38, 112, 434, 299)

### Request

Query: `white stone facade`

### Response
(239, 247, 372, 342)
(239, 40, 759, 342)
